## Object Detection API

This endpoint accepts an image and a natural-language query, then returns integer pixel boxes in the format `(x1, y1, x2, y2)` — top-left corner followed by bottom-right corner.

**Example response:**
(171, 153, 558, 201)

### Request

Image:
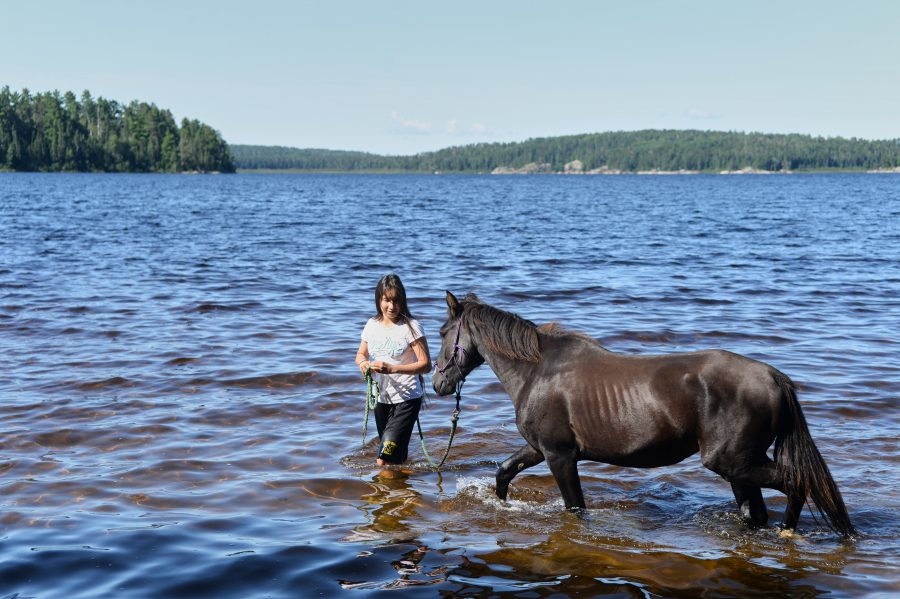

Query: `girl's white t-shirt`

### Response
(361, 317, 425, 404)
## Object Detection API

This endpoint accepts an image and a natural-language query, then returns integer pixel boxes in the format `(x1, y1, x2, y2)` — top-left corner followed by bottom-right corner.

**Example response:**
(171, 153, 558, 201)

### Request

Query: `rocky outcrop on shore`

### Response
(866, 166, 900, 173)
(585, 166, 623, 175)
(491, 162, 553, 174)
(490, 163, 699, 175)
(563, 160, 584, 174)
(718, 166, 783, 175)
(636, 169, 700, 175)
(489, 163, 807, 175)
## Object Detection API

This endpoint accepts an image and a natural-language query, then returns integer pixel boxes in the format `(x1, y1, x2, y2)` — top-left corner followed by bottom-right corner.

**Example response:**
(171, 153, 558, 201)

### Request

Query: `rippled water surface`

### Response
(1, 173, 898, 597)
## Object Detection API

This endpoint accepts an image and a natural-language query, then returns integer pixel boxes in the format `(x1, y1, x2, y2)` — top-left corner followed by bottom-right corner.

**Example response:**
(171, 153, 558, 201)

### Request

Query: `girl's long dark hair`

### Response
(374, 273, 414, 323)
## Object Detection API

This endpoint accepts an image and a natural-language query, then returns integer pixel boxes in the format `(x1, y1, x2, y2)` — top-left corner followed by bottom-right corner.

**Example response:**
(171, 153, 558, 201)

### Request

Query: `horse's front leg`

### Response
(496, 443, 544, 500)
(546, 451, 586, 511)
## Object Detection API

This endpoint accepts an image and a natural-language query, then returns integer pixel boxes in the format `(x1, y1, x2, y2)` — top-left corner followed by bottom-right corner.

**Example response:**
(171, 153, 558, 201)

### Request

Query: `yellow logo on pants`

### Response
(382, 441, 397, 456)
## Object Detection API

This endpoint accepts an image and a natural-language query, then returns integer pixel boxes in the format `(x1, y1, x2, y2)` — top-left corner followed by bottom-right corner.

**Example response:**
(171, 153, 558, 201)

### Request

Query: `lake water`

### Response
(1, 172, 898, 597)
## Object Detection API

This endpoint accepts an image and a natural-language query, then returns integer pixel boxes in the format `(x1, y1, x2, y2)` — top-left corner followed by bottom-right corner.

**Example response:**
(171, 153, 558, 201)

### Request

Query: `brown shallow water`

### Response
(0, 173, 898, 597)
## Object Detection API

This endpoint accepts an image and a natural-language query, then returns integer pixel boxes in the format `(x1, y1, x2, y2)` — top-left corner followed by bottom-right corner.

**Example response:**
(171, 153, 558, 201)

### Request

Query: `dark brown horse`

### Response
(432, 292, 853, 536)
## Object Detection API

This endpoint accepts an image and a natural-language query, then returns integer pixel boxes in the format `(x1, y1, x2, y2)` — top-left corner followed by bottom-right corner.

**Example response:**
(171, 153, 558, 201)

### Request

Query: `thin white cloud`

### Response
(685, 109, 723, 120)
(391, 113, 491, 138)
(391, 111, 433, 133)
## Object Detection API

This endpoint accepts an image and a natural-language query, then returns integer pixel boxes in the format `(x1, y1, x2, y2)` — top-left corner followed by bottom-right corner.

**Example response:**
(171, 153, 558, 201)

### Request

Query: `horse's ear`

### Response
(446, 291, 462, 317)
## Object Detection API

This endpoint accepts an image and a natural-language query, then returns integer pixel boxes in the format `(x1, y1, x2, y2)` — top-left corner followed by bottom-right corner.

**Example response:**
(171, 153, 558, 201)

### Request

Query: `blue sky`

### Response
(2, 1, 898, 155)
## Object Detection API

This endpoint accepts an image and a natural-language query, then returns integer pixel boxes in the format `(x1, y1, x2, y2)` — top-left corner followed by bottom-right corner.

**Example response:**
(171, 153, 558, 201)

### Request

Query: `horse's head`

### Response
(432, 291, 484, 396)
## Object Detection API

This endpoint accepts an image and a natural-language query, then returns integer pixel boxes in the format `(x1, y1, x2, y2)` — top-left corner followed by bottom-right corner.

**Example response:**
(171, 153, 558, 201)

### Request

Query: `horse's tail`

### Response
(773, 372, 854, 536)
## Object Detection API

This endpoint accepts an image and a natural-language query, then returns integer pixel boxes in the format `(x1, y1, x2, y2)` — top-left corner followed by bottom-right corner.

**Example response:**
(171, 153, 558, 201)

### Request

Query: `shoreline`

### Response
(3, 168, 897, 175)
(233, 168, 898, 175)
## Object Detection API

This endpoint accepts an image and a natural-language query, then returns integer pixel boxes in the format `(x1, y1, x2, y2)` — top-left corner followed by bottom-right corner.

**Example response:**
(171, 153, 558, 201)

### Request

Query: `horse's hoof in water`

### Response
(566, 506, 586, 519)
(494, 483, 508, 501)
(739, 501, 769, 527)
(778, 528, 796, 539)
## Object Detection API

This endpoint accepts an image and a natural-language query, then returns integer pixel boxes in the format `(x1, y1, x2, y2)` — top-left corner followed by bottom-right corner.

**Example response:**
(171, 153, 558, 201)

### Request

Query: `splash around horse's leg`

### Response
(495, 443, 544, 500)
(778, 527, 796, 539)
(566, 506, 587, 519)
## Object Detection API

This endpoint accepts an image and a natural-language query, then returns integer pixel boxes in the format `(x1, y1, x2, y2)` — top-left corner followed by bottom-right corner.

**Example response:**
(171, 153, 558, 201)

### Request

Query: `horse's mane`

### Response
(462, 294, 541, 362)
(461, 294, 605, 362)
(537, 322, 605, 349)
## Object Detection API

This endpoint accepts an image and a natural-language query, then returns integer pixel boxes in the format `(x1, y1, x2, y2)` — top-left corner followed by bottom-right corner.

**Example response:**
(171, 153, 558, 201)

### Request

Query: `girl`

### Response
(356, 274, 431, 466)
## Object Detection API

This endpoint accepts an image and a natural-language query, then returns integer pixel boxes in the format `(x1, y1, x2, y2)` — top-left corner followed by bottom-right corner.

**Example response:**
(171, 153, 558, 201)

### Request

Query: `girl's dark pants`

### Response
(374, 397, 423, 464)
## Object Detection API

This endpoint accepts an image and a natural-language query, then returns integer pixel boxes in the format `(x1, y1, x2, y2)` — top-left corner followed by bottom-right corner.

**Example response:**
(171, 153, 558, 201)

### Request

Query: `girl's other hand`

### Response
(370, 361, 392, 374)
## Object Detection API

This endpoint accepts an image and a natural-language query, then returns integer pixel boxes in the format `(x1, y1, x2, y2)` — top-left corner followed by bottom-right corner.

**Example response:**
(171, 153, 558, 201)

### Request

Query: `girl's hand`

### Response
(359, 360, 370, 376)
(369, 361, 392, 374)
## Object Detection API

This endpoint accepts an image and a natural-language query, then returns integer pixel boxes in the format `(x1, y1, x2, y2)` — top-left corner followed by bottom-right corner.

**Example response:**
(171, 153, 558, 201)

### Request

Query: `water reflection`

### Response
(340, 469, 449, 589)
(445, 534, 833, 597)
(357, 469, 421, 538)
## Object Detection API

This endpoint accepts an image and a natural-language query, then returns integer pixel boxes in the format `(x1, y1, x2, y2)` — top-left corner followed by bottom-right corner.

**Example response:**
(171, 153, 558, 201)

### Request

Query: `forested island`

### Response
(231, 130, 900, 174)
(4, 85, 899, 175)
(0, 86, 234, 173)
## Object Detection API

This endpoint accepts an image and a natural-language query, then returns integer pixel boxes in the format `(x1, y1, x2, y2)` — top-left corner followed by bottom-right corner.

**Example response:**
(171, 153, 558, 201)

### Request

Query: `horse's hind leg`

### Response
(703, 445, 780, 526)
(783, 492, 805, 531)
(730, 483, 768, 526)
(496, 443, 544, 500)
(724, 462, 809, 531)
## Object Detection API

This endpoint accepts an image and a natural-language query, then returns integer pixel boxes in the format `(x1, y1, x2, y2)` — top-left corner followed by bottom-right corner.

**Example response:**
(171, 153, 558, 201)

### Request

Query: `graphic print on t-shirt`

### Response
(368, 335, 407, 360)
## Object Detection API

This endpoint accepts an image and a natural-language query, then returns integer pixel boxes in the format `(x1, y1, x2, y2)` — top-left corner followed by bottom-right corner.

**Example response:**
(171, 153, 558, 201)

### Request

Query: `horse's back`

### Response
(548, 342, 781, 467)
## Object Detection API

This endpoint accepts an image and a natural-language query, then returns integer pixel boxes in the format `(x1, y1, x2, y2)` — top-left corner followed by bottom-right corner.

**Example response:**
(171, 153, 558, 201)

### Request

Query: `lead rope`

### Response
(417, 377, 462, 470)
(362, 368, 379, 446)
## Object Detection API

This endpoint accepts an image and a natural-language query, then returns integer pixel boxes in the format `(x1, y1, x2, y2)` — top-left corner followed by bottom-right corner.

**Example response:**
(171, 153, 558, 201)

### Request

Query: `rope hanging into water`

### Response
(362, 369, 461, 470)
(416, 381, 461, 470)
(362, 369, 379, 446)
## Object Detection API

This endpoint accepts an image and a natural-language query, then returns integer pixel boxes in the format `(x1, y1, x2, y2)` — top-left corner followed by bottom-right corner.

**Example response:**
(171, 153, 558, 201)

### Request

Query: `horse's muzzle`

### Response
(432, 371, 455, 396)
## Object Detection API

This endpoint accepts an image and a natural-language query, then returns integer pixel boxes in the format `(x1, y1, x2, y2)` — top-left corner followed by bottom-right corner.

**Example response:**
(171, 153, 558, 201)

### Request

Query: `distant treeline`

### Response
(0, 86, 234, 173)
(230, 145, 394, 171)
(231, 130, 900, 173)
